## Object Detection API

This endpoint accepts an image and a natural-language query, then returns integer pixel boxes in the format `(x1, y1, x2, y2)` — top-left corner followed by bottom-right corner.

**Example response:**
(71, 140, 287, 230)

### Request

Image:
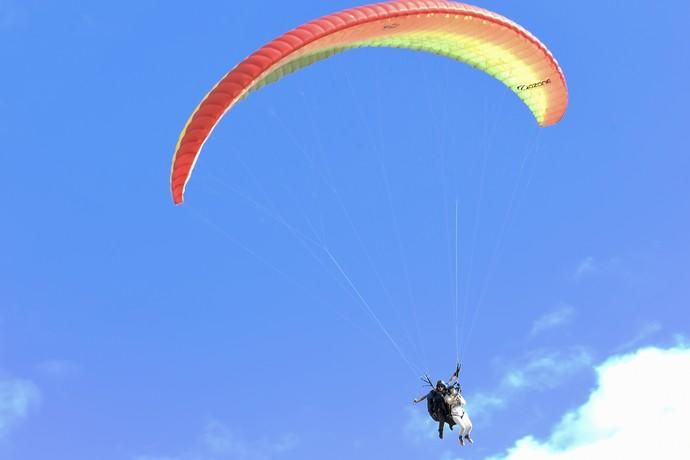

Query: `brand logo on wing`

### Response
(517, 78, 552, 91)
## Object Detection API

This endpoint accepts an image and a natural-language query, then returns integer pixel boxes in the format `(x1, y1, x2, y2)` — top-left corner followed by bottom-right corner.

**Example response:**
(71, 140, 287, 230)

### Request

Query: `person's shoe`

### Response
(465, 435, 474, 445)
(459, 437, 465, 446)
(438, 430, 444, 439)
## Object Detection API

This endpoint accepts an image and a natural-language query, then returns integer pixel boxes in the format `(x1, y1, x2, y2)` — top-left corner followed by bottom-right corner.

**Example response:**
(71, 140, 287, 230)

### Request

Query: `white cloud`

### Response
(35, 360, 81, 380)
(202, 420, 298, 459)
(272, 433, 299, 453)
(0, 378, 41, 438)
(0, 0, 22, 30)
(439, 451, 464, 460)
(488, 345, 690, 459)
(470, 393, 506, 417)
(134, 456, 179, 460)
(572, 256, 633, 283)
(573, 257, 598, 280)
(472, 348, 593, 418)
(404, 406, 438, 444)
(613, 322, 662, 352)
(135, 420, 299, 460)
(504, 348, 592, 391)
(530, 306, 575, 337)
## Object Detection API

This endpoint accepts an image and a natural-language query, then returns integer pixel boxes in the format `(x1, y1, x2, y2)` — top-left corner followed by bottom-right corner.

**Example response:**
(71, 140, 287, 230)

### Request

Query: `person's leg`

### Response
(451, 411, 467, 444)
(464, 414, 473, 444)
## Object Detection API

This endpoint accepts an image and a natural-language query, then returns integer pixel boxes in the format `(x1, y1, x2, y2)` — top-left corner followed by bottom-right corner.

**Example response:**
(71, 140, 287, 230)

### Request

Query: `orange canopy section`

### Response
(171, 0, 568, 204)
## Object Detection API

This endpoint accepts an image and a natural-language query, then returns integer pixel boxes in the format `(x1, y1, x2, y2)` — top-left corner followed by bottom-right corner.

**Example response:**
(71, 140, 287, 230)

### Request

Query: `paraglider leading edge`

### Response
(170, 0, 568, 204)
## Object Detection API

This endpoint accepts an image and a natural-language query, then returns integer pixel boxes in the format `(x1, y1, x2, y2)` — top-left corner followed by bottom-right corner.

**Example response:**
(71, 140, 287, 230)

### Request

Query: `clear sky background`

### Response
(2, 1, 689, 459)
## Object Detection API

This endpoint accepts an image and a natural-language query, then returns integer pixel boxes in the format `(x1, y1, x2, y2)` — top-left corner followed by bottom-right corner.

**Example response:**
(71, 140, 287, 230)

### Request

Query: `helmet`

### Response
(436, 380, 447, 390)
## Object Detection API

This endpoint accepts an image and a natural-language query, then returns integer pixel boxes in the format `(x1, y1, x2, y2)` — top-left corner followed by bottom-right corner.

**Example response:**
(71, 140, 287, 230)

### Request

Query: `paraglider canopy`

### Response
(171, 0, 568, 204)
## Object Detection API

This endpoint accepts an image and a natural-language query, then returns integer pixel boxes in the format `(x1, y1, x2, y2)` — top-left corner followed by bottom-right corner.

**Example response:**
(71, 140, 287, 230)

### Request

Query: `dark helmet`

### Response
(436, 380, 447, 390)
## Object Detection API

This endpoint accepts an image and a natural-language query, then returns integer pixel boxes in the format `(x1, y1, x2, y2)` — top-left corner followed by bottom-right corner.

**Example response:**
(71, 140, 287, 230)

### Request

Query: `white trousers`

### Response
(451, 407, 473, 438)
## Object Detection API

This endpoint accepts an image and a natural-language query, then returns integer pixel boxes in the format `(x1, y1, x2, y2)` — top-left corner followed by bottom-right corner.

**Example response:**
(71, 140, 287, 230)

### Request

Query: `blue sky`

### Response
(1, 1, 689, 459)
